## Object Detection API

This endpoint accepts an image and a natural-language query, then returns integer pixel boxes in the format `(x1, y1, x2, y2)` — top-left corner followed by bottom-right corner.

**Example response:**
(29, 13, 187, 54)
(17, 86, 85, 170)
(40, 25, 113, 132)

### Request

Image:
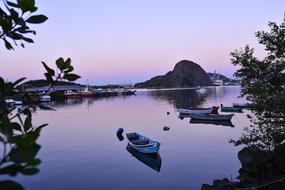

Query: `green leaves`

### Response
(43, 57, 81, 82)
(1, 0, 48, 50)
(63, 73, 81, 81)
(0, 180, 25, 190)
(42, 61, 55, 83)
(26, 15, 48, 24)
(6, 1, 19, 8)
(17, 0, 36, 13)
(230, 14, 285, 151)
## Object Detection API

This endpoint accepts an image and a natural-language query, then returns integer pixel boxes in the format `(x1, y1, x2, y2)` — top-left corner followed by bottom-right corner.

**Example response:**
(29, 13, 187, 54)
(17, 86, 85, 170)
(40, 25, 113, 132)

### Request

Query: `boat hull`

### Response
(189, 113, 234, 121)
(221, 107, 243, 113)
(233, 103, 249, 108)
(177, 108, 213, 114)
(190, 119, 234, 127)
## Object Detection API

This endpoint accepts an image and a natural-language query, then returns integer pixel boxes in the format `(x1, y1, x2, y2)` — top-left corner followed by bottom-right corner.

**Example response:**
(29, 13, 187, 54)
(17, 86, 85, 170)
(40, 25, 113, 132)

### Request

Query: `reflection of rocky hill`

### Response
(148, 89, 208, 109)
(135, 60, 212, 88)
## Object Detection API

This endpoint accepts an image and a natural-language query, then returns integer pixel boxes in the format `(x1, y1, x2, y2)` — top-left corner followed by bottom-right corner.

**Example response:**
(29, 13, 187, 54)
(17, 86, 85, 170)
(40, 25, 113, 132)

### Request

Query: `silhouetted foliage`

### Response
(0, 0, 81, 189)
(0, 0, 48, 50)
(230, 15, 285, 150)
(202, 14, 285, 190)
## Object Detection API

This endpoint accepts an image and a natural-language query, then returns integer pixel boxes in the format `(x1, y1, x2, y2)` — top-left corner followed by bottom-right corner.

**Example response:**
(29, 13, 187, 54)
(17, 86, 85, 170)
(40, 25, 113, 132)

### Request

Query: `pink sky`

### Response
(1, 0, 284, 84)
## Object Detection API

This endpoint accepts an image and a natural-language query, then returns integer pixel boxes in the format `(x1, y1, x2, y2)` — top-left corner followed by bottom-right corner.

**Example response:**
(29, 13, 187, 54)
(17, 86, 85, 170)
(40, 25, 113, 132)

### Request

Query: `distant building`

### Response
(213, 80, 223, 86)
(210, 71, 223, 86)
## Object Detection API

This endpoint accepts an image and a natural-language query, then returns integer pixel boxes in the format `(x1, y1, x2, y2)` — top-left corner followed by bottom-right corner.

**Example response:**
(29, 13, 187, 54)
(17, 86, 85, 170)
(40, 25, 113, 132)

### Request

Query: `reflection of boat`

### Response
(126, 144, 162, 172)
(190, 119, 234, 127)
(177, 107, 213, 114)
(189, 113, 234, 121)
(126, 133, 160, 154)
(221, 104, 243, 113)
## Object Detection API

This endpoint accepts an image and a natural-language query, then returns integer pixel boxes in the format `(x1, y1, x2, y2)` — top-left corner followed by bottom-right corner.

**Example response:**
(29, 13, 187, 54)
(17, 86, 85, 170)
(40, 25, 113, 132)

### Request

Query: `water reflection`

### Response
(189, 119, 234, 128)
(126, 145, 162, 172)
(147, 89, 208, 108)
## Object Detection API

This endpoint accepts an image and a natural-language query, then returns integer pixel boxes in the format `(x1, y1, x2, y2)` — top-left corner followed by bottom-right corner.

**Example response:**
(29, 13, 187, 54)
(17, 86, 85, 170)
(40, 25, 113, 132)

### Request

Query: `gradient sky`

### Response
(1, 0, 285, 85)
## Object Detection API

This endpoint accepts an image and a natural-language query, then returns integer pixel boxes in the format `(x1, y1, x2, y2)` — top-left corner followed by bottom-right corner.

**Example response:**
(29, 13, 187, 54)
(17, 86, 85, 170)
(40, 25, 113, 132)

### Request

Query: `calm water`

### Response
(2, 86, 250, 190)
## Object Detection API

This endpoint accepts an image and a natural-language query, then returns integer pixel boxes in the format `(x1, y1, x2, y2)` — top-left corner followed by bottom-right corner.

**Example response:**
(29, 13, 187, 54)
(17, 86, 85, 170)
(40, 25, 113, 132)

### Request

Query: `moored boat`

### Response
(40, 95, 51, 102)
(177, 107, 216, 114)
(190, 119, 234, 127)
(5, 99, 15, 106)
(221, 104, 243, 113)
(233, 103, 249, 108)
(64, 90, 82, 98)
(79, 86, 96, 97)
(188, 113, 234, 121)
(126, 133, 160, 154)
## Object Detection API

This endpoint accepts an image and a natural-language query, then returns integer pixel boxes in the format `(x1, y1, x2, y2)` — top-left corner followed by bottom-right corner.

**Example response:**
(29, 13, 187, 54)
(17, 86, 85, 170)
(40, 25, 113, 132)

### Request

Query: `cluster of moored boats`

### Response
(177, 103, 248, 122)
(118, 102, 248, 170)
(5, 88, 136, 106)
(64, 88, 136, 98)
(5, 95, 51, 106)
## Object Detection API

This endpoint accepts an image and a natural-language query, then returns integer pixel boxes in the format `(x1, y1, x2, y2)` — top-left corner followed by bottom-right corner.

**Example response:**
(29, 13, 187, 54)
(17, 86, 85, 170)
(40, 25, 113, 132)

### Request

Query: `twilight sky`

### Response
(1, 0, 285, 85)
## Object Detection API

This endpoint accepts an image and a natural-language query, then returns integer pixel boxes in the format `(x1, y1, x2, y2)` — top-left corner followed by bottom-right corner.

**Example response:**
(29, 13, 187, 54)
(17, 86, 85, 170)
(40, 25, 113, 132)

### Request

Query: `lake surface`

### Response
(2, 86, 251, 190)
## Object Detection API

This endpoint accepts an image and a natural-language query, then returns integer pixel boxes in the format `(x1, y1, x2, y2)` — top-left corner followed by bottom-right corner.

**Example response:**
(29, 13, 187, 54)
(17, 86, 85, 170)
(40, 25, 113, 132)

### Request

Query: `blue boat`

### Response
(126, 133, 160, 154)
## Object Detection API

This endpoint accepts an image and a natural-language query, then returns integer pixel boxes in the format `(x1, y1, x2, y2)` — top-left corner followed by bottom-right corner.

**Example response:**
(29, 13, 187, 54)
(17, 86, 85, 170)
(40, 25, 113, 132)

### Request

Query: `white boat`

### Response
(14, 100, 23, 105)
(233, 103, 249, 108)
(40, 95, 51, 102)
(213, 80, 223, 86)
(126, 133, 160, 154)
(64, 90, 82, 98)
(5, 99, 15, 106)
(196, 87, 207, 93)
(177, 107, 213, 114)
(188, 113, 234, 121)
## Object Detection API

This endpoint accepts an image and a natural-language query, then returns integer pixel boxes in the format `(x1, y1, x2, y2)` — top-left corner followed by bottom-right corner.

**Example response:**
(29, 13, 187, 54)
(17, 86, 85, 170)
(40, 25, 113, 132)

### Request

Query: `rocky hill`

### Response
(135, 60, 212, 88)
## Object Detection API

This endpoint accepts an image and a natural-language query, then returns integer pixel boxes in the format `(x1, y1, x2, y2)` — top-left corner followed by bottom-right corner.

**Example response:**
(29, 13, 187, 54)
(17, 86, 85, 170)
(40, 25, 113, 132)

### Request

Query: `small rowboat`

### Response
(221, 104, 243, 113)
(233, 103, 249, 108)
(188, 113, 234, 121)
(177, 107, 213, 114)
(126, 133, 160, 154)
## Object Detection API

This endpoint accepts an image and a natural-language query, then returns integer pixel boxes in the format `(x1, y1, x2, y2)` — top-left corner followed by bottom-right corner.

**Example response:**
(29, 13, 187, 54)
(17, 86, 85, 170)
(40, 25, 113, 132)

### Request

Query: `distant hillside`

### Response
(135, 60, 212, 88)
(19, 79, 125, 89)
(19, 79, 79, 88)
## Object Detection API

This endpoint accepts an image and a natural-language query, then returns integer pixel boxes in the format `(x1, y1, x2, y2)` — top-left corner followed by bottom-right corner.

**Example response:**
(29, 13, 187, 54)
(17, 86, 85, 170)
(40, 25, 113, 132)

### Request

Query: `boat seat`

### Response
(126, 133, 139, 140)
(131, 139, 150, 145)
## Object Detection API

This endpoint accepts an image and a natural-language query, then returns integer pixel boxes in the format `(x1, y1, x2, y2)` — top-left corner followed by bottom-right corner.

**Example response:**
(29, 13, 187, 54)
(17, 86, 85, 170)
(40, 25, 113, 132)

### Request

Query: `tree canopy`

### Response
(230, 14, 285, 150)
